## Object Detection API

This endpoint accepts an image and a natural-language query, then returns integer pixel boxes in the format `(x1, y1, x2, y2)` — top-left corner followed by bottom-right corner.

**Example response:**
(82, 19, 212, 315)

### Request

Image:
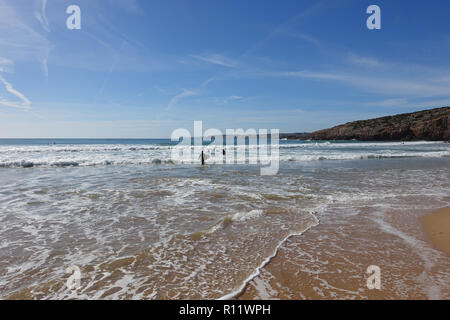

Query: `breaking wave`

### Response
(0, 141, 449, 169)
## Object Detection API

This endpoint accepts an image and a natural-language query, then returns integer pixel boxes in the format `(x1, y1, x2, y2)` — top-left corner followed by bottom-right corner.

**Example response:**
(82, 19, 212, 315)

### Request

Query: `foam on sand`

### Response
(219, 212, 320, 300)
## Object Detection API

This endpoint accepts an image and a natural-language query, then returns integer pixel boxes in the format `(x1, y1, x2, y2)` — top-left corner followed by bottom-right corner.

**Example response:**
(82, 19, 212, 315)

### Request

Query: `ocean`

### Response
(0, 139, 449, 299)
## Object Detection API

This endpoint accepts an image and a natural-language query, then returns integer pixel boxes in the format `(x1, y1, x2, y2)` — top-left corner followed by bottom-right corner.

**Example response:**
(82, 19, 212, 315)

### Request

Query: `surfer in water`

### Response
(201, 150, 205, 165)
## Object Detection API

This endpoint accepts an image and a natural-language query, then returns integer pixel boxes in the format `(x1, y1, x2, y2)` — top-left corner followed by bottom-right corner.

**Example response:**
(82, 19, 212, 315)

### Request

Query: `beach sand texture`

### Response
(239, 206, 450, 300)
(420, 207, 450, 256)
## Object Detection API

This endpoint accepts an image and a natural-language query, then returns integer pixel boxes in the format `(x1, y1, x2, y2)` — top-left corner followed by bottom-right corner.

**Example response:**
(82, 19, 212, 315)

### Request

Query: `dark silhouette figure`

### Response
(222, 149, 226, 156)
(201, 150, 205, 165)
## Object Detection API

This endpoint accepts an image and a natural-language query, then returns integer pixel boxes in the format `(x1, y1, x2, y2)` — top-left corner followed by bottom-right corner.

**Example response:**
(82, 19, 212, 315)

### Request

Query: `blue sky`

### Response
(1, 0, 450, 138)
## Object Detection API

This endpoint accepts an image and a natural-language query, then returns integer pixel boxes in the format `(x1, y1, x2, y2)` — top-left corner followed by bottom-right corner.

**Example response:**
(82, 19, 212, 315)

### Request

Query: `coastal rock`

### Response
(305, 107, 450, 141)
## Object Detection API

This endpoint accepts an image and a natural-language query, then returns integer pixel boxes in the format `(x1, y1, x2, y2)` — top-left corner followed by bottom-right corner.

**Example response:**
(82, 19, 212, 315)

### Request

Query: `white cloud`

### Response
(0, 57, 13, 66)
(42, 57, 48, 77)
(0, 75, 31, 110)
(414, 98, 450, 108)
(364, 98, 409, 107)
(154, 86, 170, 95)
(191, 53, 238, 68)
(274, 70, 450, 97)
(201, 77, 216, 87)
(277, 70, 346, 81)
(167, 89, 198, 110)
(210, 95, 244, 105)
(286, 31, 323, 50)
(109, 0, 142, 15)
(34, 0, 50, 32)
(0, 0, 52, 77)
(363, 97, 450, 108)
(348, 52, 382, 67)
(0, 56, 13, 73)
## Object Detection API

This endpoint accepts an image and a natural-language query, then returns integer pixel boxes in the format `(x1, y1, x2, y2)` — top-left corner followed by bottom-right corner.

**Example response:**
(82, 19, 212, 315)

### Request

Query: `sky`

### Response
(1, 0, 450, 138)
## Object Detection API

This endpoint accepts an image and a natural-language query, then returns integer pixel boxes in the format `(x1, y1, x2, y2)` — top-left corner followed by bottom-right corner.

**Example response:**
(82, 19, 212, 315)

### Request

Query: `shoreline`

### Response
(420, 207, 450, 256)
(219, 213, 320, 300)
(237, 203, 450, 300)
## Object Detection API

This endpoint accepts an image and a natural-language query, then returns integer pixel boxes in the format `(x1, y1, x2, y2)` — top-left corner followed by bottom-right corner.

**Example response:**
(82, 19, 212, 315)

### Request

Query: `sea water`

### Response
(0, 139, 449, 299)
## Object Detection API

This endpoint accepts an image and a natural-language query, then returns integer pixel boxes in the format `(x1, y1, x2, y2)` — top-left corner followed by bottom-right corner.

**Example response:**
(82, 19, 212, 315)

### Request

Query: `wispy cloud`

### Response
(201, 77, 216, 88)
(0, 53, 31, 111)
(0, 57, 12, 65)
(0, 0, 52, 77)
(42, 57, 48, 77)
(272, 70, 450, 97)
(0, 75, 31, 110)
(364, 98, 409, 108)
(281, 29, 324, 51)
(191, 53, 238, 68)
(294, 32, 322, 48)
(0, 56, 13, 73)
(348, 52, 382, 67)
(109, 0, 142, 15)
(210, 95, 244, 106)
(34, 0, 50, 32)
(240, 1, 328, 58)
(362, 97, 450, 109)
(154, 86, 170, 95)
(167, 89, 198, 110)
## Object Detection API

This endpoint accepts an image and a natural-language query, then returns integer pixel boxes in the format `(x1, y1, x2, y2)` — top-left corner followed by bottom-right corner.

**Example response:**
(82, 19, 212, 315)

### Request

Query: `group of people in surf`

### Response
(200, 149, 226, 165)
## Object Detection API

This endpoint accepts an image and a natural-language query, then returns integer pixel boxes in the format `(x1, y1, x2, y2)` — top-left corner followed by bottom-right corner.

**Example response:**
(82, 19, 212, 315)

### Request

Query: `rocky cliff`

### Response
(305, 107, 450, 141)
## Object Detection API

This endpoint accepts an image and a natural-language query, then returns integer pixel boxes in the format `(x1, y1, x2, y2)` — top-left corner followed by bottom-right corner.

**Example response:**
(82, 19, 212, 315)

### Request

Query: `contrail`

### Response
(0, 75, 32, 110)
(35, 0, 51, 32)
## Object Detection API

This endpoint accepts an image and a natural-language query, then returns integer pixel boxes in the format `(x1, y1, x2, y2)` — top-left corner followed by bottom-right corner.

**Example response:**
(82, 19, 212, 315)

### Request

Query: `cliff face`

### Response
(307, 107, 450, 141)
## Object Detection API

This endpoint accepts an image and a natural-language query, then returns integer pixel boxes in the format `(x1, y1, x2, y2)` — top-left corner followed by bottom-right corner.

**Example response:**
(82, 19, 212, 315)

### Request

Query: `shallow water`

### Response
(0, 140, 449, 299)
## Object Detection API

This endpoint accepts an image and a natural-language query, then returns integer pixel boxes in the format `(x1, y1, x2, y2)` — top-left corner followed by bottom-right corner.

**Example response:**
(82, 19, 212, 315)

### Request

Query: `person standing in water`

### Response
(201, 150, 205, 165)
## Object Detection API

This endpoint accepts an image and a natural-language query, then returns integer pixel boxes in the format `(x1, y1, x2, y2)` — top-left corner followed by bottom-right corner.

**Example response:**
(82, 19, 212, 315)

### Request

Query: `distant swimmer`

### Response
(222, 149, 226, 156)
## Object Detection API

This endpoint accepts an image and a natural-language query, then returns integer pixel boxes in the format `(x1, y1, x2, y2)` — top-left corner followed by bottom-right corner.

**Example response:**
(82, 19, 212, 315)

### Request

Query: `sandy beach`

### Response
(420, 207, 450, 256)
(238, 203, 450, 300)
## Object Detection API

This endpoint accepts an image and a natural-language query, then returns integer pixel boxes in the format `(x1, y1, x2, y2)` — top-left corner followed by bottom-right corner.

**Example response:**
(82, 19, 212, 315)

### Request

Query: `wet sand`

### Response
(238, 205, 450, 300)
(420, 207, 450, 256)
